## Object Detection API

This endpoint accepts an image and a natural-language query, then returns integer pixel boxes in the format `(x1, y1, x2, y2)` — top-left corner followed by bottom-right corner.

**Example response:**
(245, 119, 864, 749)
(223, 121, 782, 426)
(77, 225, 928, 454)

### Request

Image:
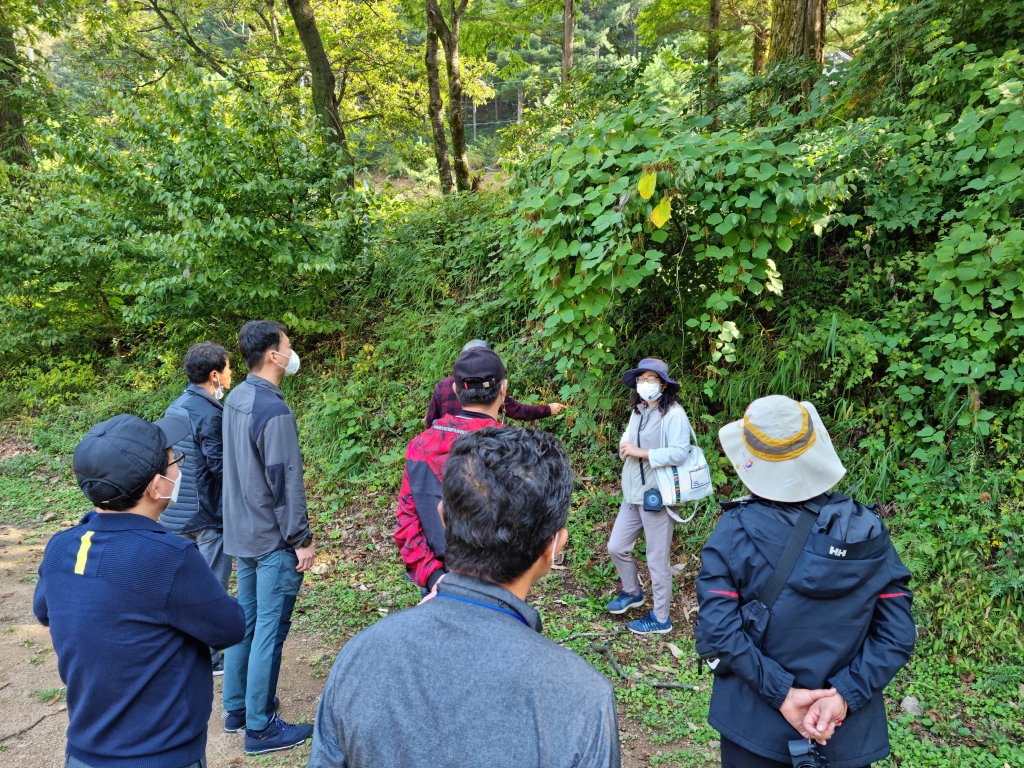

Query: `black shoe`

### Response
(244, 713, 313, 754)
(223, 696, 280, 733)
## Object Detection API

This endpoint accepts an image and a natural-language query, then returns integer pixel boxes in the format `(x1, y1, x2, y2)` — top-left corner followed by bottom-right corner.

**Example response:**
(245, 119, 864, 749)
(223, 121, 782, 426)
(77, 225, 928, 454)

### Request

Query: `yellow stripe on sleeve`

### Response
(74, 531, 95, 575)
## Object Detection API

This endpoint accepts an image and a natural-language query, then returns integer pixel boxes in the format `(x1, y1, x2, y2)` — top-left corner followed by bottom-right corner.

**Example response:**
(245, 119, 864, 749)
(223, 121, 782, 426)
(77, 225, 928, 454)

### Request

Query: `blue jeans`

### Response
(223, 549, 304, 730)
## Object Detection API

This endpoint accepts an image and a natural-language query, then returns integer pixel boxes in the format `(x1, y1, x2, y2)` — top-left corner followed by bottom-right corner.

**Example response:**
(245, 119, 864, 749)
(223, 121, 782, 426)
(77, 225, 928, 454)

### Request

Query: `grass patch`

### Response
(29, 687, 66, 705)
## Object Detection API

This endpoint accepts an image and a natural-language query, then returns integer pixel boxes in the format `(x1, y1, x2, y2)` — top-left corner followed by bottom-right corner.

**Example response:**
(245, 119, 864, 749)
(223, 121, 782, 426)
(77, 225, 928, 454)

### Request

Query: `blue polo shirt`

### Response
(33, 512, 246, 768)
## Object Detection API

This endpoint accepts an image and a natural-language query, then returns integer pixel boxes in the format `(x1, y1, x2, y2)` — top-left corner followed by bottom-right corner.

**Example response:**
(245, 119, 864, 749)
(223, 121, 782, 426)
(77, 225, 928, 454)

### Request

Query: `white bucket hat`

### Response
(719, 395, 846, 503)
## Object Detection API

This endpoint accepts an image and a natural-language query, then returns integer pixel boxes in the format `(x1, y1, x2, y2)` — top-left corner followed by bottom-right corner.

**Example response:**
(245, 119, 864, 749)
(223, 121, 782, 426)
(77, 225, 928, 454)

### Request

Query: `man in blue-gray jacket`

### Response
(697, 395, 916, 768)
(35, 413, 246, 768)
(221, 320, 315, 755)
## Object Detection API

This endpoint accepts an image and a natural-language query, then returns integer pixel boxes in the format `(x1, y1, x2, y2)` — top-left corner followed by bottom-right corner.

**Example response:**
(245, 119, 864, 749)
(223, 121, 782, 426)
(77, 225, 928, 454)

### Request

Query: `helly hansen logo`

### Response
(829, 546, 847, 557)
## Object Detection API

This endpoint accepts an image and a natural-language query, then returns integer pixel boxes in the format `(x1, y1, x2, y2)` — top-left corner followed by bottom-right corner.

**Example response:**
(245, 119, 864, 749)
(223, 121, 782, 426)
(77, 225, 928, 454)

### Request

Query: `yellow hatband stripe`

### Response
(744, 427, 817, 461)
(74, 531, 94, 575)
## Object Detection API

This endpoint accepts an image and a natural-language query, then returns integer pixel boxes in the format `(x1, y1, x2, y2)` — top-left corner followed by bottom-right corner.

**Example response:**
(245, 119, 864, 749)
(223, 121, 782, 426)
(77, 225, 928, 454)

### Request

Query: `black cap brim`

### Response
(153, 414, 190, 448)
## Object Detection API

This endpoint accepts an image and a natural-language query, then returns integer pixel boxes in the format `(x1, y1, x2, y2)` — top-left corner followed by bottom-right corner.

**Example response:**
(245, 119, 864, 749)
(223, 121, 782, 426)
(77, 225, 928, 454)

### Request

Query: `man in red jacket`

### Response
(397, 346, 509, 589)
(424, 340, 564, 427)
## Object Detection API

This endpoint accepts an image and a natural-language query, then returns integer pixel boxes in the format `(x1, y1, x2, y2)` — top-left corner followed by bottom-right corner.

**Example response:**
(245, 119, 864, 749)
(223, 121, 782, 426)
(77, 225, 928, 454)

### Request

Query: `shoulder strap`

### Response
(757, 494, 828, 610)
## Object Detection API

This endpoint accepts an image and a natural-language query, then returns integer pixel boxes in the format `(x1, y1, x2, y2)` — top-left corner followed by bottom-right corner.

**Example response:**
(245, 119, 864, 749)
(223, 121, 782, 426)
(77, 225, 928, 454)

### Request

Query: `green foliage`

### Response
(0, 69, 372, 358)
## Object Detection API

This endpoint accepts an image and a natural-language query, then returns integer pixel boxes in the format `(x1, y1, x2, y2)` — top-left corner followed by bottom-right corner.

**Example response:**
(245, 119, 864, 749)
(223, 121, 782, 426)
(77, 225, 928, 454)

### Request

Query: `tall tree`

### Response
(707, 0, 719, 125)
(426, 0, 472, 191)
(285, 0, 347, 160)
(768, 0, 825, 64)
(0, 22, 30, 165)
(425, 23, 455, 193)
(562, 0, 574, 83)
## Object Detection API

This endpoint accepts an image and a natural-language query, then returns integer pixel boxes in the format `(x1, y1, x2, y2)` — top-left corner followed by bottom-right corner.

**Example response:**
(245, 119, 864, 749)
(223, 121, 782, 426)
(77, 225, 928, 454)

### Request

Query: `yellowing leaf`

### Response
(650, 196, 671, 228)
(638, 172, 657, 200)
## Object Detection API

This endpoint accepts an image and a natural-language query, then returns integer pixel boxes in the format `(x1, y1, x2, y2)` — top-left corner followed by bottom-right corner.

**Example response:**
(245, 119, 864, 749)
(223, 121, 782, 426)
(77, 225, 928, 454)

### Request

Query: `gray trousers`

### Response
(185, 528, 233, 666)
(185, 528, 233, 590)
(608, 500, 675, 622)
(66, 754, 206, 768)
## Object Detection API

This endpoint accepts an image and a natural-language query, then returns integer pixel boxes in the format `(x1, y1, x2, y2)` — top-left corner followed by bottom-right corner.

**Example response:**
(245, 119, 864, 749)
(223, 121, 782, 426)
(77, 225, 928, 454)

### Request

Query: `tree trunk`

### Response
(752, 24, 768, 74)
(707, 0, 720, 128)
(427, 0, 471, 192)
(0, 23, 30, 166)
(562, 0, 574, 83)
(472, 100, 476, 141)
(285, 0, 346, 158)
(516, 89, 523, 121)
(267, 0, 280, 45)
(768, 0, 826, 64)
(425, 24, 454, 194)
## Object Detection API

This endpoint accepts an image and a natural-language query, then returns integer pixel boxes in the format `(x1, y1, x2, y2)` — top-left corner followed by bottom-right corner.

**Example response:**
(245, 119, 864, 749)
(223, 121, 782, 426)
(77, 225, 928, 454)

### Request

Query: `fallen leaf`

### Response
(1, 592, 13, 598)
(666, 642, 684, 660)
(652, 664, 675, 673)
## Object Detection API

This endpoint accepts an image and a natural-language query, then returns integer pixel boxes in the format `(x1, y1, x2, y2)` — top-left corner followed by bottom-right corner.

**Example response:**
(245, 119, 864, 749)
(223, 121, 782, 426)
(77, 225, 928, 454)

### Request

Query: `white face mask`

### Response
(157, 470, 182, 504)
(274, 349, 300, 376)
(212, 374, 226, 400)
(551, 531, 561, 568)
(636, 381, 663, 402)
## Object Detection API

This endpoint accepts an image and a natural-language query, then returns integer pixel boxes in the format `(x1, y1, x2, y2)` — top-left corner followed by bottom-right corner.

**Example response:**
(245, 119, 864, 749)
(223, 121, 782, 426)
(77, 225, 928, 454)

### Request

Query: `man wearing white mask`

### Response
(221, 320, 315, 755)
(161, 342, 234, 602)
(35, 413, 245, 768)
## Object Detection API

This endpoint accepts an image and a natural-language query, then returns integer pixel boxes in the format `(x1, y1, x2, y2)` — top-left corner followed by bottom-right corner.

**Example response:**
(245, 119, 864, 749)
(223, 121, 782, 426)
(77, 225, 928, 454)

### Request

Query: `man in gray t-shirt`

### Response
(308, 427, 621, 768)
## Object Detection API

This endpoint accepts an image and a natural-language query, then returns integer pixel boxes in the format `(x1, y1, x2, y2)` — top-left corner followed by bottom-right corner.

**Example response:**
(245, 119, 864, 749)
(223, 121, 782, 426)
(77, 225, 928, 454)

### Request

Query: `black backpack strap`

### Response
(757, 494, 828, 610)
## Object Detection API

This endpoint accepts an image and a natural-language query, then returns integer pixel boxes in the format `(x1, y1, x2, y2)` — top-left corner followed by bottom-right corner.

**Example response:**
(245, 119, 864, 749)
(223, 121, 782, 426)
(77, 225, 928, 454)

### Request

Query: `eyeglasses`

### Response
(169, 449, 186, 467)
(636, 374, 663, 384)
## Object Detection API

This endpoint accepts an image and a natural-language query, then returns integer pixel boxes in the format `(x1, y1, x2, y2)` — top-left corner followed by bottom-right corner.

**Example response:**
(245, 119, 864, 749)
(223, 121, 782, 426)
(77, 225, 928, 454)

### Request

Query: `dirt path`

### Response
(0, 523, 707, 767)
(0, 525, 328, 768)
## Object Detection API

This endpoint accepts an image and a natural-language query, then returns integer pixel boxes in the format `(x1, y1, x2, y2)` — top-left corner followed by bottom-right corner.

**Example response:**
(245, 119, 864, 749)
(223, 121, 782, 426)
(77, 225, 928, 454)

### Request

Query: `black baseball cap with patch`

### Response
(453, 347, 506, 391)
(72, 414, 190, 507)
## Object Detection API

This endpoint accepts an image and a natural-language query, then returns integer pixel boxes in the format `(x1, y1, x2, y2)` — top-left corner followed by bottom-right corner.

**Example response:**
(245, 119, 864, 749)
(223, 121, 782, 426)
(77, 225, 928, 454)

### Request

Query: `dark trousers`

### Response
(66, 755, 205, 768)
(721, 738, 869, 768)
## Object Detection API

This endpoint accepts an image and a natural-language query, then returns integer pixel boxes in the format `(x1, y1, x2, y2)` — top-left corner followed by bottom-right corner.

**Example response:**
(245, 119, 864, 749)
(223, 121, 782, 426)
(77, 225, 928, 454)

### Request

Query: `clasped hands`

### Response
(780, 687, 849, 745)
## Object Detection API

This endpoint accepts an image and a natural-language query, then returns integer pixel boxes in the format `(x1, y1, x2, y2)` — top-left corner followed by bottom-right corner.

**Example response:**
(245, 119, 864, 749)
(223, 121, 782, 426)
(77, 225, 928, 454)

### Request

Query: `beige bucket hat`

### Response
(719, 395, 846, 503)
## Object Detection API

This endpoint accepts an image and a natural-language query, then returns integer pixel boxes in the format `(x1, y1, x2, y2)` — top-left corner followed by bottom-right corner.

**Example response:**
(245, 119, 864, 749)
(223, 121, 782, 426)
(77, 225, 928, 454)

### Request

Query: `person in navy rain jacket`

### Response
(697, 395, 916, 768)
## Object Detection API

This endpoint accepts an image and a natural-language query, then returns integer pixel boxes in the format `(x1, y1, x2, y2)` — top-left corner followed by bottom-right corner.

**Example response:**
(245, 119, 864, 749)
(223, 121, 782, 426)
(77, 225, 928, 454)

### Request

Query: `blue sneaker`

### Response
(606, 589, 645, 615)
(628, 610, 673, 635)
(223, 696, 280, 733)
(244, 712, 313, 754)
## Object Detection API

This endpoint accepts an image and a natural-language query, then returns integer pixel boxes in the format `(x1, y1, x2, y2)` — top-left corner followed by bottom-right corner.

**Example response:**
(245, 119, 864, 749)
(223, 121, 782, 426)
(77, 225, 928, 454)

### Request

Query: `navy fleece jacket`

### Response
(33, 512, 246, 768)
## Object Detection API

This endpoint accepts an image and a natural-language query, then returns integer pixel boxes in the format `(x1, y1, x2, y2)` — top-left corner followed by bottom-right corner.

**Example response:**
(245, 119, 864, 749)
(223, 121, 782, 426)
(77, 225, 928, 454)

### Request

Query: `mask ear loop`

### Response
(550, 530, 561, 568)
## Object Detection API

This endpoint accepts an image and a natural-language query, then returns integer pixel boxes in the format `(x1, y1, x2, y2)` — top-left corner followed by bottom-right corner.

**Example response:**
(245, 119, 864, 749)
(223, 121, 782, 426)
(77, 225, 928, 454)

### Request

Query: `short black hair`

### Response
(442, 427, 573, 584)
(457, 379, 505, 408)
(238, 320, 287, 371)
(183, 341, 230, 384)
(97, 450, 170, 512)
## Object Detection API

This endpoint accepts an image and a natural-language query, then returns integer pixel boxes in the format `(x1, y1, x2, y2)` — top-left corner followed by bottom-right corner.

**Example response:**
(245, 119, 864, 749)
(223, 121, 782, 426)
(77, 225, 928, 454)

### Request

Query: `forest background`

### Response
(1, 0, 1023, 764)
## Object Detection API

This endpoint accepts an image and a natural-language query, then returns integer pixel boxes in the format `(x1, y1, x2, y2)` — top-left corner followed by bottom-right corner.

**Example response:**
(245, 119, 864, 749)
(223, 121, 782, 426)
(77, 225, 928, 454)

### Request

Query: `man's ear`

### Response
(437, 500, 446, 528)
(144, 474, 162, 501)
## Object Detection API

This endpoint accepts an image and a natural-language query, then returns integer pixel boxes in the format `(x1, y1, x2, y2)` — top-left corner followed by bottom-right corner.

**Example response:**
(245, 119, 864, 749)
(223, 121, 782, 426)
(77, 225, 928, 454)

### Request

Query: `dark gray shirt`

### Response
(222, 374, 310, 558)
(307, 573, 621, 768)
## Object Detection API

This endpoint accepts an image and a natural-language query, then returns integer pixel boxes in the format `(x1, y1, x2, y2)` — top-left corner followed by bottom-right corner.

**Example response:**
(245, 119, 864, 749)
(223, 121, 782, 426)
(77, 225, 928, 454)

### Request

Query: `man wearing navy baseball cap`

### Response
(33, 414, 246, 768)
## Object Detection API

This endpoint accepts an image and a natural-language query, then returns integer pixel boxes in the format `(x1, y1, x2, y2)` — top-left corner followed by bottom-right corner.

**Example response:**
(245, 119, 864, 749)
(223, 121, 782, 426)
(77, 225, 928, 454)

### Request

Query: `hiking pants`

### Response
(608, 500, 675, 622)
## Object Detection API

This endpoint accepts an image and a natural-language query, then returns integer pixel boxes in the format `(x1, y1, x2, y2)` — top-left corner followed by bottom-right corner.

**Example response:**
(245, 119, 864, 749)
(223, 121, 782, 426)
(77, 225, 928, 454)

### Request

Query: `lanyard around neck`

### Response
(434, 593, 528, 626)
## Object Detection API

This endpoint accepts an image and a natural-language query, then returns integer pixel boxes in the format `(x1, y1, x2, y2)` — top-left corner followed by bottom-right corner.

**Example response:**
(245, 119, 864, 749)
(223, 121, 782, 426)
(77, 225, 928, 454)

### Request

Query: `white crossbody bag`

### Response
(656, 411, 713, 522)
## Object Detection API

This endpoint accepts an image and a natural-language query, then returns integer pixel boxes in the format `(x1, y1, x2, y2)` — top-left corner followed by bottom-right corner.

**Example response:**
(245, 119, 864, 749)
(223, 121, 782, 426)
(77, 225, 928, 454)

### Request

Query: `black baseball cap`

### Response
(73, 414, 190, 507)
(453, 347, 506, 391)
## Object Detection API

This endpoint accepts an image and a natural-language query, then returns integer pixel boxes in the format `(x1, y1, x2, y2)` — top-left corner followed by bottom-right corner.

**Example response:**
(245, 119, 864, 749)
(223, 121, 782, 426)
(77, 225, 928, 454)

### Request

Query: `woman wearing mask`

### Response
(606, 358, 694, 634)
